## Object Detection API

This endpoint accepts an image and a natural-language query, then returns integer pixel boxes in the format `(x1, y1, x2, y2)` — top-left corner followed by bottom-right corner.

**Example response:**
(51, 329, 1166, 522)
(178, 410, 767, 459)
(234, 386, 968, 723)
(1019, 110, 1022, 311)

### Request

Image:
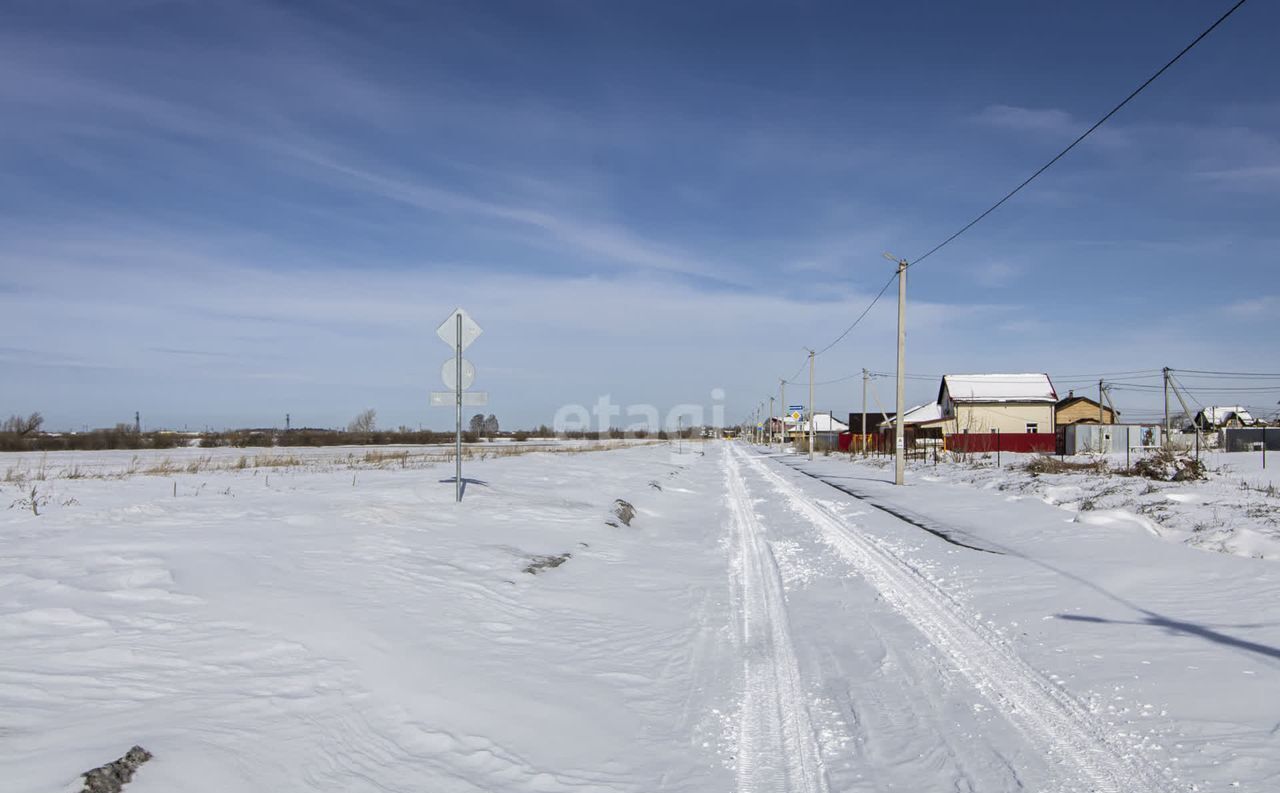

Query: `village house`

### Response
(791, 412, 848, 447)
(937, 373, 1058, 435)
(1193, 406, 1257, 430)
(1055, 390, 1117, 425)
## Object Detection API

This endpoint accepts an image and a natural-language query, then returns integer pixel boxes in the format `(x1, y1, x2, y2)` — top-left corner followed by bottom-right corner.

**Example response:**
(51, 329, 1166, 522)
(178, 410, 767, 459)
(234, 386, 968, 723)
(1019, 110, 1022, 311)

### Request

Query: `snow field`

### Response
(4, 440, 1280, 792)
(1, 442, 738, 793)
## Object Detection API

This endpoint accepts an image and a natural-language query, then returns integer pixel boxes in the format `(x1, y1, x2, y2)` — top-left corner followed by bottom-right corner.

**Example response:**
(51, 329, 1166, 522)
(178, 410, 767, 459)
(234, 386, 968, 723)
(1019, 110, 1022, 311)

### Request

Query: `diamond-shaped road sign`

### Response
(436, 307, 483, 351)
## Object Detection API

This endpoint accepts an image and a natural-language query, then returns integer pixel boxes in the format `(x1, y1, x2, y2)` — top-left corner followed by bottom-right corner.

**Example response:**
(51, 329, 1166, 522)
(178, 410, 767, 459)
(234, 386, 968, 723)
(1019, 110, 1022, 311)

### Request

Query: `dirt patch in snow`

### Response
(523, 552, 572, 574)
(79, 746, 152, 793)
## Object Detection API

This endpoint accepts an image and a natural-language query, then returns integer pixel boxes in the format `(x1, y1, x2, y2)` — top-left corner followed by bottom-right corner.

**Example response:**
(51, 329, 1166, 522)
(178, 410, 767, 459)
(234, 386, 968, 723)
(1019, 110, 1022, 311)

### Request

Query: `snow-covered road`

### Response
(3, 440, 1278, 791)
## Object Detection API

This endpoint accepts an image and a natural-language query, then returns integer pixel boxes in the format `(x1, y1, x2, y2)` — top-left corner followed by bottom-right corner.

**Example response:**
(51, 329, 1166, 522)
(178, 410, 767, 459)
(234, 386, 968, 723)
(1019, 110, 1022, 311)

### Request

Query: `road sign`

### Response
(788, 405, 804, 411)
(431, 391, 489, 406)
(432, 307, 486, 503)
(436, 308, 482, 351)
(790, 411, 801, 421)
(441, 357, 475, 390)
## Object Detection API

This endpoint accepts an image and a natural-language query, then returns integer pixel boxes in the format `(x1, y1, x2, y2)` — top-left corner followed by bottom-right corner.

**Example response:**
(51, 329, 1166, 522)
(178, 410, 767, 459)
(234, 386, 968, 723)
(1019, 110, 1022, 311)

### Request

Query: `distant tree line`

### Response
(0, 409, 575, 452)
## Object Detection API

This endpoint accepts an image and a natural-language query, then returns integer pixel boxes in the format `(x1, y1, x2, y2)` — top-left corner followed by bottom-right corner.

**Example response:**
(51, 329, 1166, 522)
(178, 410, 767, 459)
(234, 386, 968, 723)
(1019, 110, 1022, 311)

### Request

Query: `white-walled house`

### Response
(937, 373, 1058, 435)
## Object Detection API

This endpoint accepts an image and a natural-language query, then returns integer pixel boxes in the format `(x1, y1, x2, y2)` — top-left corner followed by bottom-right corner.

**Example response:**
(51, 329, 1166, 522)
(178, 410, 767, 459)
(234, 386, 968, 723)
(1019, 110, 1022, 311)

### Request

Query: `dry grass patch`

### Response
(1025, 456, 1110, 476)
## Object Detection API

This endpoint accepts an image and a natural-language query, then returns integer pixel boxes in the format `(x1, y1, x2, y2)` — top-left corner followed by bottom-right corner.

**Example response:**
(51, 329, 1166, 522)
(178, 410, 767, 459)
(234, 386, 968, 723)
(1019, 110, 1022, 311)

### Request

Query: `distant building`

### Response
(1055, 391, 1117, 425)
(1193, 406, 1257, 430)
(938, 373, 1058, 435)
(878, 402, 948, 440)
(792, 413, 848, 446)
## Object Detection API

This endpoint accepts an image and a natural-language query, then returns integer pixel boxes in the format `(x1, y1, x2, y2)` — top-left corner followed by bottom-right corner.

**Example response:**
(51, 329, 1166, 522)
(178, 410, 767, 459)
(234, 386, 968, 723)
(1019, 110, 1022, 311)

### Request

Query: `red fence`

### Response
(945, 432, 1056, 454)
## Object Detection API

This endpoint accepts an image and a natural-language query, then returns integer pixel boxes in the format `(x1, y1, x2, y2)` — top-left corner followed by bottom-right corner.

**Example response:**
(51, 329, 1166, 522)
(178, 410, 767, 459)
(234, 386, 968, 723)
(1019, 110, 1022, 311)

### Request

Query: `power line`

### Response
(815, 271, 899, 356)
(906, 0, 1249, 270)
(785, 371, 863, 387)
(1171, 368, 1280, 378)
(770, 0, 1249, 399)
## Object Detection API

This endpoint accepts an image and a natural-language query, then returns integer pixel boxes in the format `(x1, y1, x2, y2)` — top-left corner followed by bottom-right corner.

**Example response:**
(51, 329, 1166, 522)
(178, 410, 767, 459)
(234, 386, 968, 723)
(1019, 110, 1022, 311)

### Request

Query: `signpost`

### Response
(431, 308, 487, 502)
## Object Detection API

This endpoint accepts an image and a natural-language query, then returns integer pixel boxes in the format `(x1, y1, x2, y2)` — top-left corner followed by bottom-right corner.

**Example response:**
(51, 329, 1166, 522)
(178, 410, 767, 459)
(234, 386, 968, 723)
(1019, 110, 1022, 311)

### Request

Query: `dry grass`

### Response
(0, 439, 653, 483)
(1025, 456, 1110, 476)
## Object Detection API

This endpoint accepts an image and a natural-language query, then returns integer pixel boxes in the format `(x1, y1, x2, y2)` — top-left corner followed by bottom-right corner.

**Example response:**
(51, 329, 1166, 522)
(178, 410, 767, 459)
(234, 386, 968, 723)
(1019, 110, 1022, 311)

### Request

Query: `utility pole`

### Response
(134, 411, 141, 434)
(1163, 367, 1171, 438)
(884, 254, 908, 486)
(769, 396, 775, 448)
(1099, 379, 1105, 424)
(780, 378, 786, 452)
(455, 312, 463, 503)
(286, 413, 291, 431)
(807, 348, 816, 461)
(861, 368, 869, 457)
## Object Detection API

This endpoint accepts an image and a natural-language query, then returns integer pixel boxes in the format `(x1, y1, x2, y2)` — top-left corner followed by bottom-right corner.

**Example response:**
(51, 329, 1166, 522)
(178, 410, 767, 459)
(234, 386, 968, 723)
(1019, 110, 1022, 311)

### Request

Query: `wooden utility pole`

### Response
(1099, 379, 1105, 424)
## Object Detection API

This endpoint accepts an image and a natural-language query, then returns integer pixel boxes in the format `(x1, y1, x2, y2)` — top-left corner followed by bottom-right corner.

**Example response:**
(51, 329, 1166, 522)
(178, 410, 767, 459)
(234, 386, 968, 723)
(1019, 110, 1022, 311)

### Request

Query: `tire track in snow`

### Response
(738, 447, 1173, 793)
(724, 448, 829, 793)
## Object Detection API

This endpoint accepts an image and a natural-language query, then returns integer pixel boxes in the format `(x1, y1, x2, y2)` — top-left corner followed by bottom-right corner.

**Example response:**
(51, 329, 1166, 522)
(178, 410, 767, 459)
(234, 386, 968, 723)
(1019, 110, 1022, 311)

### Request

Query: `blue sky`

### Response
(2, 0, 1277, 431)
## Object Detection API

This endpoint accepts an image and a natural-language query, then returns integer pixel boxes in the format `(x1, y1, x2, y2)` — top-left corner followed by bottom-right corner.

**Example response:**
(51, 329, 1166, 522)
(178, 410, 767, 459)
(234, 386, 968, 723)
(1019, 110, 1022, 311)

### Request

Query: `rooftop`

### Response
(940, 373, 1057, 404)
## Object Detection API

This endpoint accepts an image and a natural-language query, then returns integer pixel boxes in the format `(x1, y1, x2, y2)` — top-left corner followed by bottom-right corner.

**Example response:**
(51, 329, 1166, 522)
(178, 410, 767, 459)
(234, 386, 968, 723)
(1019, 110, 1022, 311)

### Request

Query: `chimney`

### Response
(1068, 389, 1074, 398)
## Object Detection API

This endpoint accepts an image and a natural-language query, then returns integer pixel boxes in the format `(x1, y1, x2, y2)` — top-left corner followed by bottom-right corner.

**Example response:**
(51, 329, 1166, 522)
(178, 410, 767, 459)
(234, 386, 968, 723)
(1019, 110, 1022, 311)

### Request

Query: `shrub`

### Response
(1123, 447, 1206, 482)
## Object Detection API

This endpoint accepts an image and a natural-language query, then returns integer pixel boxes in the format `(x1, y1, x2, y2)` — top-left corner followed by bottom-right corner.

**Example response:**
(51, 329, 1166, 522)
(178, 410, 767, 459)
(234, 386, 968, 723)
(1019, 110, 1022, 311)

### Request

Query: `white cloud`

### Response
(973, 261, 1022, 288)
(973, 104, 1077, 135)
(1223, 295, 1277, 318)
(1198, 165, 1280, 190)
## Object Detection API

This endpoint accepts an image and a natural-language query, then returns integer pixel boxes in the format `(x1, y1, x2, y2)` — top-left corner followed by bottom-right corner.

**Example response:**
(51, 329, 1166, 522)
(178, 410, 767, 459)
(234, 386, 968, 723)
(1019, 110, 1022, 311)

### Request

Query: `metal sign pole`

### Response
(455, 313, 463, 503)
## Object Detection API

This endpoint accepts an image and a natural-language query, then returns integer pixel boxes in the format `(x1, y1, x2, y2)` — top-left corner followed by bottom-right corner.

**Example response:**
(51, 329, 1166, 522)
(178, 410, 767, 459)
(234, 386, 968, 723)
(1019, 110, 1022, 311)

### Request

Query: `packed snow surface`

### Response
(3, 441, 1279, 791)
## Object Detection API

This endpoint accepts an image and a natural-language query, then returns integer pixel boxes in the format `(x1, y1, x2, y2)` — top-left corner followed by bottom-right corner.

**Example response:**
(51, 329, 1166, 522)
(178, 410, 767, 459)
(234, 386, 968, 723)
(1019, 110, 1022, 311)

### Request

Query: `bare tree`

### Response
(347, 408, 377, 433)
(469, 413, 486, 434)
(2, 412, 43, 436)
(483, 414, 499, 438)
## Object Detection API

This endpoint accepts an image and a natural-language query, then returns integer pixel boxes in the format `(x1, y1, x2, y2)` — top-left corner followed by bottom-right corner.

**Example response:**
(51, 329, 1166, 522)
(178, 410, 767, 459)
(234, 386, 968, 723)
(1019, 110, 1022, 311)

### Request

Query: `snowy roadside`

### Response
(773, 447, 1280, 791)
(830, 450, 1280, 560)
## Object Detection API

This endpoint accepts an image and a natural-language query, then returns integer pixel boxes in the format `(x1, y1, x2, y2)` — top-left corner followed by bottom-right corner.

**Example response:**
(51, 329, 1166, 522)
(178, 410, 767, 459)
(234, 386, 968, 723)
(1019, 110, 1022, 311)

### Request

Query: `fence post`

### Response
(996, 427, 1001, 468)
(1126, 426, 1131, 470)
(1264, 427, 1268, 470)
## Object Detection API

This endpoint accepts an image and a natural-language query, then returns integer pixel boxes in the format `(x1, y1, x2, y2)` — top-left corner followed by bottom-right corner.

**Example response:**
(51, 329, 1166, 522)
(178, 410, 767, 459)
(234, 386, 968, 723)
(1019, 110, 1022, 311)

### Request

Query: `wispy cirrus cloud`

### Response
(1223, 295, 1277, 318)
(973, 104, 1078, 135)
(973, 260, 1023, 288)
(970, 103, 1129, 147)
(1198, 164, 1280, 190)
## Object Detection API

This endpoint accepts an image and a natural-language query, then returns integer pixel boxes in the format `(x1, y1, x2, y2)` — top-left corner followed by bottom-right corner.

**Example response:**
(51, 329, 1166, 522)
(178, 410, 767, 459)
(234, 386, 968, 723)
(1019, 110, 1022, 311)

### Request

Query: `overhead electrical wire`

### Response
(769, 0, 1250, 398)
(905, 0, 1249, 271)
(1170, 368, 1280, 378)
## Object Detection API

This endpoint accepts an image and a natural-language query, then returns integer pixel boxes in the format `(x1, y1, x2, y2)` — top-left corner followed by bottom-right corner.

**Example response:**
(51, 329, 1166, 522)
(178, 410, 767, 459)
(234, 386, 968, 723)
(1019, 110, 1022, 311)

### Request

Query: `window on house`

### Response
(1026, 423, 1038, 434)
